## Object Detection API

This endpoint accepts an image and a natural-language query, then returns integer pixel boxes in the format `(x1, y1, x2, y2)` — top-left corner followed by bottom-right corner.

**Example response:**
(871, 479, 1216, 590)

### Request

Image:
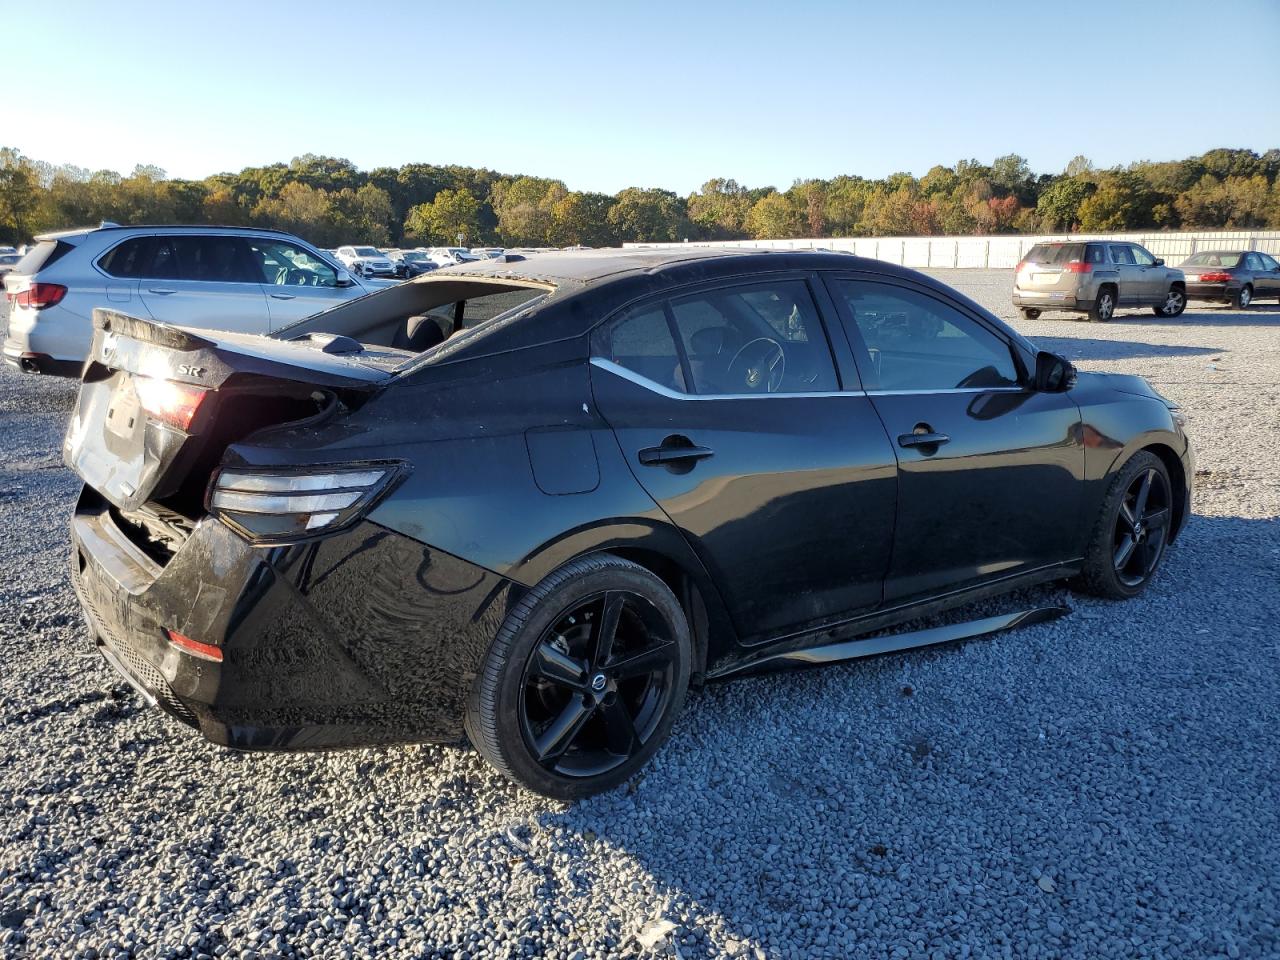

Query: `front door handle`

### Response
(898, 430, 950, 449)
(147, 288, 176, 295)
(270, 293, 296, 300)
(638, 440, 715, 466)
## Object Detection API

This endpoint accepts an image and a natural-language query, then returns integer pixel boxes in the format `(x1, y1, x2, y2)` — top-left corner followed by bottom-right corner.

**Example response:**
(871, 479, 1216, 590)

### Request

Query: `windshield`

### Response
(1183, 252, 1242, 267)
(0, 254, 20, 265)
(401, 252, 427, 262)
(353, 247, 380, 257)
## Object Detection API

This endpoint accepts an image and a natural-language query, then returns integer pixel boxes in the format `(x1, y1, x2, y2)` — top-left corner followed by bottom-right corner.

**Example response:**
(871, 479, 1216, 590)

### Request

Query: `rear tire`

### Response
(1087, 287, 1116, 322)
(1019, 307, 1042, 321)
(1153, 286, 1187, 318)
(465, 554, 691, 800)
(1228, 285, 1252, 310)
(1076, 451, 1173, 600)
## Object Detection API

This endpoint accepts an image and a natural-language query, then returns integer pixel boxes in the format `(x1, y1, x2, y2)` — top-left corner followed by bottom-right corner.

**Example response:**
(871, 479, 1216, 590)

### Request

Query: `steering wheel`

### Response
(276, 267, 313, 286)
(726, 337, 785, 393)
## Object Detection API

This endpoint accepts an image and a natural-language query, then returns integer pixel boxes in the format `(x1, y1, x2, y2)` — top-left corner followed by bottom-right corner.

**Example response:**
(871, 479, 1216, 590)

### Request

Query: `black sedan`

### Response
(1180, 249, 1280, 309)
(64, 250, 1192, 798)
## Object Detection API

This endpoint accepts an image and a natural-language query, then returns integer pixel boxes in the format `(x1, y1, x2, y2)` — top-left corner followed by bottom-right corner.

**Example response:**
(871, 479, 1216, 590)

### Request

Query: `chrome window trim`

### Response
(866, 386, 1026, 396)
(591, 358, 1028, 401)
(590, 358, 862, 400)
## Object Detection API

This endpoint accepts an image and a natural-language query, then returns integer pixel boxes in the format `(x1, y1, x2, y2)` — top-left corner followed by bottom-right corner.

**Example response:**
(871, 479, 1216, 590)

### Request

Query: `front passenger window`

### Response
(833, 280, 1019, 391)
(1132, 246, 1156, 266)
(1110, 245, 1136, 266)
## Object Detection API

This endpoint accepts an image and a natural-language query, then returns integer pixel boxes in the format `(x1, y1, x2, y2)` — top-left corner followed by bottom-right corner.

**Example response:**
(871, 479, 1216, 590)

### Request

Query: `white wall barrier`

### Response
(624, 231, 1280, 268)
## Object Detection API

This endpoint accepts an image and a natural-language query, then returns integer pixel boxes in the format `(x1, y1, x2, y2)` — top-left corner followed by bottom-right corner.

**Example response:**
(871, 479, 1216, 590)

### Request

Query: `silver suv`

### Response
(2, 225, 393, 376)
(1013, 241, 1186, 321)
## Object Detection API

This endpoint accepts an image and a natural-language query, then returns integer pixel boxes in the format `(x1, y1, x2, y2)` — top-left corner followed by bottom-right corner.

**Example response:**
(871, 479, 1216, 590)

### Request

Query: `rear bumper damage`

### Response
(70, 488, 515, 750)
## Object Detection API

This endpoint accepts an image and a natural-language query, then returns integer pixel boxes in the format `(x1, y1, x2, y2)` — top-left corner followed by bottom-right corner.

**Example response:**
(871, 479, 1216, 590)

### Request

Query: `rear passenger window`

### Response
(668, 281, 838, 394)
(609, 305, 681, 391)
(1084, 245, 1106, 264)
(99, 238, 151, 278)
(168, 236, 262, 284)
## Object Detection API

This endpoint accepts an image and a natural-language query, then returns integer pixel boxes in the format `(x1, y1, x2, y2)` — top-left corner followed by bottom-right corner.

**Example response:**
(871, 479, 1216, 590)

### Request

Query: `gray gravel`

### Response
(1, 272, 1278, 959)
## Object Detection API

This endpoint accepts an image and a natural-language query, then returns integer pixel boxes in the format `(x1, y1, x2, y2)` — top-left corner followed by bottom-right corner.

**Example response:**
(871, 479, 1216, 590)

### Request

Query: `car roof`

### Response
(34, 224, 312, 242)
(428, 246, 880, 287)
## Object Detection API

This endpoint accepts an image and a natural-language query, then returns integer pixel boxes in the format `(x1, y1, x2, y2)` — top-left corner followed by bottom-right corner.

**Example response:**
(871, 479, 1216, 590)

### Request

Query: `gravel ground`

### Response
(1, 272, 1278, 959)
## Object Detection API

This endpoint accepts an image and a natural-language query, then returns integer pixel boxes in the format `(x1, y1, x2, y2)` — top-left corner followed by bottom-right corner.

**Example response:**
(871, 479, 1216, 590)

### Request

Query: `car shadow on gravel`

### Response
(1111, 308, 1280, 330)
(537, 514, 1280, 956)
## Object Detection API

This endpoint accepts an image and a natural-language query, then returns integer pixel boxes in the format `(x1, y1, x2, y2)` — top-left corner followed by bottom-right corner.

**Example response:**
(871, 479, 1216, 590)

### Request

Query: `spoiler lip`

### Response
(94, 308, 216, 353)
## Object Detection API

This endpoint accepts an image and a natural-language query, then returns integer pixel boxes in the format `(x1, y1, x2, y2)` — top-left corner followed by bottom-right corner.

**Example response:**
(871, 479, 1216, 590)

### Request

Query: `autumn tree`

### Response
(404, 188, 482, 245)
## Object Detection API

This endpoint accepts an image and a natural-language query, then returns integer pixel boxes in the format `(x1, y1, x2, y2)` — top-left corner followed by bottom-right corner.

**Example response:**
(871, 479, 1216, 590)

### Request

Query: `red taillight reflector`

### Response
(165, 629, 223, 662)
(1198, 272, 1232, 283)
(1064, 261, 1093, 273)
(133, 376, 206, 431)
(15, 283, 67, 309)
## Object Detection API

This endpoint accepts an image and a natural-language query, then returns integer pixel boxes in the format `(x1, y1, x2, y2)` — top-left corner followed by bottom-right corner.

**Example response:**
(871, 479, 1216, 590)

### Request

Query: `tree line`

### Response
(2, 147, 1278, 250)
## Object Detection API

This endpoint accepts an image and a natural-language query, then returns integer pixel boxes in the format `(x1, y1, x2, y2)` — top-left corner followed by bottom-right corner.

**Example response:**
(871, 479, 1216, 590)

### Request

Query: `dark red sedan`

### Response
(1180, 250, 1280, 309)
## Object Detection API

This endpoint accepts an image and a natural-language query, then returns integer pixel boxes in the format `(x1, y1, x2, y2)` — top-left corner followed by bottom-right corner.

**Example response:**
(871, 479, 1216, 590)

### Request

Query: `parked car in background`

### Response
(2, 225, 392, 375)
(63, 249, 1191, 798)
(334, 245, 397, 278)
(0, 245, 17, 255)
(0, 252, 21, 280)
(388, 249, 438, 278)
(1179, 250, 1280, 309)
(1013, 241, 1186, 321)
(427, 247, 481, 267)
(470, 247, 505, 260)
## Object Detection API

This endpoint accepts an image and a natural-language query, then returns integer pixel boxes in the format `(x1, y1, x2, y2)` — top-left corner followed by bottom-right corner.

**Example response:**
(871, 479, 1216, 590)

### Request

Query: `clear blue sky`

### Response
(6, 0, 1279, 193)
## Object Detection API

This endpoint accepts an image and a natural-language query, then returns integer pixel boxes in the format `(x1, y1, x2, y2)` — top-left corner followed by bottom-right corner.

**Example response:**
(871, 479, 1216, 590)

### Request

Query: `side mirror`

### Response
(335, 269, 355, 287)
(1034, 350, 1076, 392)
(1153, 258, 1165, 266)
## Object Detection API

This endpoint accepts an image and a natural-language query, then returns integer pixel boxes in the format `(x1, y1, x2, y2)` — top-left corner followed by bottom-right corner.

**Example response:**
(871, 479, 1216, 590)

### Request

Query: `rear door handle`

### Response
(638, 442, 715, 466)
(147, 288, 176, 295)
(898, 431, 950, 449)
(269, 293, 296, 300)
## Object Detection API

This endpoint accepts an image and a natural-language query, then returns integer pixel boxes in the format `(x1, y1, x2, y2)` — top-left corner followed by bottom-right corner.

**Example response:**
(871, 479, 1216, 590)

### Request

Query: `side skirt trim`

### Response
(706, 605, 1070, 680)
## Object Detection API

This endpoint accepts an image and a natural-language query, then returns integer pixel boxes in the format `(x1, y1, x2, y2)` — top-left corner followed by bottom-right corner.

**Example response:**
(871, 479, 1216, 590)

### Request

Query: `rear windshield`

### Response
(12, 239, 77, 275)
(1025, 243, 1084, 265)
(1183, 252, 1241, 267)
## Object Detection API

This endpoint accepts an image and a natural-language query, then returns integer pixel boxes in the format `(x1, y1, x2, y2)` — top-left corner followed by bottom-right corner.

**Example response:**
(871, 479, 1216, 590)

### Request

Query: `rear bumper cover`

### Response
(70, 489, 514, 750)
(1012, 289, 1084, 310)
(1184, 282, 1235, 301)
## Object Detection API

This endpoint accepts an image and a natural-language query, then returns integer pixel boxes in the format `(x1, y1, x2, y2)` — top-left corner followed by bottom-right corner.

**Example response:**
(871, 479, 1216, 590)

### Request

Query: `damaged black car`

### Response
(65, 249, 1192, 798)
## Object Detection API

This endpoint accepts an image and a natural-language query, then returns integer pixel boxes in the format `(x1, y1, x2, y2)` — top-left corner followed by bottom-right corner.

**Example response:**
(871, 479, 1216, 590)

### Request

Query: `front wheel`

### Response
(465, 554, 691, 800)
(1077, 451, 1173, 599)
(1153, 287, 1187, 318)
(1228, 285, 1252, 310)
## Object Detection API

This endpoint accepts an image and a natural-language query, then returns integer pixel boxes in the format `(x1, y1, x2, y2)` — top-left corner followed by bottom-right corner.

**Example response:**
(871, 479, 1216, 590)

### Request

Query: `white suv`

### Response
(333, 245, 397, 278)
(2, 226, 393, 376)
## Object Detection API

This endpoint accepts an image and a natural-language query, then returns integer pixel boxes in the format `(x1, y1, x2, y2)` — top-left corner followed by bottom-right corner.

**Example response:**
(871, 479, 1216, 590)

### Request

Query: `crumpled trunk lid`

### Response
(65, 309, 400, 513)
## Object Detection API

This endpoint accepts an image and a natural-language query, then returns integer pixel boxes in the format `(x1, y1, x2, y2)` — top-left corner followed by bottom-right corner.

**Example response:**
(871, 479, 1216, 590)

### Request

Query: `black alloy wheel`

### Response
(520, 590, 677, 778)
(1078, 451, 1174, 599)
(1112, 466, 1172, 588)
(466, 554, 691, 799)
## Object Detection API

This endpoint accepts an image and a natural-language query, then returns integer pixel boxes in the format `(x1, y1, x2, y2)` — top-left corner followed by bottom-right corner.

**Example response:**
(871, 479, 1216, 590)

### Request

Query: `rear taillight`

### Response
(1064, 261, 1093, 273)
(1015, 260, 1027, 273)
(133, 377, 207, 431)
(1198, 271, 1232, 283)
(15, 283, 67, 309)
(208, 464, 406, 543)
